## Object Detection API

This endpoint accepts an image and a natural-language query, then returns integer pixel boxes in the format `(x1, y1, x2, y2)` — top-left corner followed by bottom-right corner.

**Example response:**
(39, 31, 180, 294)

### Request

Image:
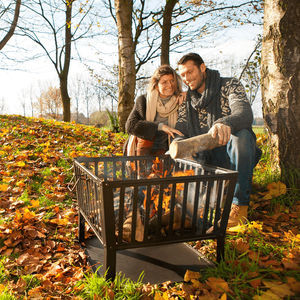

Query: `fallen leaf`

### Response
(287, 277, 300, 293)
(234, 238, 249, 253)
(282, 258, 299, 270)
(253, 290, 281, 300)
(184, 270, 201, 282)
(206, 277, 230, 293)
(249, 278, 262, 289)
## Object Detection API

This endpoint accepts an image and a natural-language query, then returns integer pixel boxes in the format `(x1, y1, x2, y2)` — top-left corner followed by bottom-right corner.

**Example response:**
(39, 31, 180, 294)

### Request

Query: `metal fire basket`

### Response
(74, 155, 238, 279)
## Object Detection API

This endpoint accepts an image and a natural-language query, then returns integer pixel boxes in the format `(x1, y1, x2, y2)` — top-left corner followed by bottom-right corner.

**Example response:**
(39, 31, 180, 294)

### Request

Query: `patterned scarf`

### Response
(185, 68, 222, 137)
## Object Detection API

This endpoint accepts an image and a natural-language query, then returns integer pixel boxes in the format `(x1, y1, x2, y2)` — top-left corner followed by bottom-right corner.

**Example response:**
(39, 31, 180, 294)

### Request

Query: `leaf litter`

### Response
(0, 115, 299, 299)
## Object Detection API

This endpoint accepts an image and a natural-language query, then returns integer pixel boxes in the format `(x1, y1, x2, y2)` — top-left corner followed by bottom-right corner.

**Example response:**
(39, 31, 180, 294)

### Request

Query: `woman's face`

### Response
(156, 74, 176, 98)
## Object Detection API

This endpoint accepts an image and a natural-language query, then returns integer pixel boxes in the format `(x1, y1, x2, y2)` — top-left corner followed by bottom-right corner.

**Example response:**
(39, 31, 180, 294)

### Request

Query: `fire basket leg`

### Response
(104, 246, 116, 280)
(78, 212, 85, 243)
(216, 236, 225, 262)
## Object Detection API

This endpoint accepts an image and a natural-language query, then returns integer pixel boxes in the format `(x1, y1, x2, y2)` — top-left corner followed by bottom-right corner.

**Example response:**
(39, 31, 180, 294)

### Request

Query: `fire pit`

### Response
(74, 155, 237, 279)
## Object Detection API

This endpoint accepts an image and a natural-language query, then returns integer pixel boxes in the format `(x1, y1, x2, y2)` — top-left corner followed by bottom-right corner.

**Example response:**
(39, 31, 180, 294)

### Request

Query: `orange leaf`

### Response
(30, 200, 40, 208)
(282, 258, 299, 270)
(234, 238, 249, 253)
(206, 277, 230, 293)
(266, 181, 287, 197)
(249, 278, 261, 288)
(0, 184, 9, 192)
(287, 277, 300, 293)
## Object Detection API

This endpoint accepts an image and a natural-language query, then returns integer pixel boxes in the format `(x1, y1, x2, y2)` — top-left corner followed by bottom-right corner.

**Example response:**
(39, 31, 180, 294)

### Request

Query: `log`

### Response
(169, 133, 220, 159)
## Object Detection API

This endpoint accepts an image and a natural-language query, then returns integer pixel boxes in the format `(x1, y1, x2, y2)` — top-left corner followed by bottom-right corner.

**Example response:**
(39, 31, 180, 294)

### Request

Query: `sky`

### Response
(0, 10, 263, 118)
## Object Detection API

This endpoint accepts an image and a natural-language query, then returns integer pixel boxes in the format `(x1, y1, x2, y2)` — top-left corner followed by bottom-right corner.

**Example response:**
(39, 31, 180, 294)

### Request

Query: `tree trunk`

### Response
(160, 0, 178, 65)
(0, 0, 21, 50)
(59, 0, 72, 122)
(115, 0, 136, 132)
(261, 0, 300, 186)
(60, 77, 71, 122)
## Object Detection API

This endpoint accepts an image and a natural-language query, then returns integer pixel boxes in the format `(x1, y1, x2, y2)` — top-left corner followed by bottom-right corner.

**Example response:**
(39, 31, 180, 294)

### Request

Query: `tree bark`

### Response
(59, 0, 72, 122)
(261, 0, 300, 186)
(160, 0, 178, 65)
(0, 0, 21, 50)
(115, 0, 136, 132)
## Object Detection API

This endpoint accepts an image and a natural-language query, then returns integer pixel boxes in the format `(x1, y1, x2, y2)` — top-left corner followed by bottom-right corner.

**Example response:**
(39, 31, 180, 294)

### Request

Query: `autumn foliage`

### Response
(0, 115, 299, 299)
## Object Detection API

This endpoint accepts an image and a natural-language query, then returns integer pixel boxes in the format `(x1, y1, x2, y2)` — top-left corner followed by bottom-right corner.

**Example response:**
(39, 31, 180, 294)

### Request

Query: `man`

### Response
(175, 53, 261, 228)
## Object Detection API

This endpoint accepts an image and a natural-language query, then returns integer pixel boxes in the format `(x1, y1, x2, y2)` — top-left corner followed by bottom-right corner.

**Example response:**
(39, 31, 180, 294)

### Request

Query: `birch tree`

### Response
(261, 0, 300, 186)
(114, 0, 135, 132)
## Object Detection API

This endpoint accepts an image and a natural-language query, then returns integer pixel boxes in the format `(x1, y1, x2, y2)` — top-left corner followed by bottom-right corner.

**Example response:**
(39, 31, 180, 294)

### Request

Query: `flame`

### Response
(142, 158, 195, 218)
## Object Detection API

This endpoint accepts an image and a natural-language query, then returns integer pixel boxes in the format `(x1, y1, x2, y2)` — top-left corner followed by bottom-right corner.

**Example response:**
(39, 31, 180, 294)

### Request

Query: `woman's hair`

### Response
(147, 64, 182, 96)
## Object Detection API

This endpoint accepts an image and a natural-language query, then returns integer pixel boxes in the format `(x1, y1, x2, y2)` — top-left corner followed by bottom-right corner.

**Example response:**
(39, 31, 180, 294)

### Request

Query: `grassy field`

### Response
(0, 115, 299, 299)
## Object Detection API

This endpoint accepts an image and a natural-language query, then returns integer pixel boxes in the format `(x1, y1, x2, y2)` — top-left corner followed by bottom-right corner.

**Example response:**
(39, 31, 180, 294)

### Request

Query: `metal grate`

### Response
(74, 155, 238, 279)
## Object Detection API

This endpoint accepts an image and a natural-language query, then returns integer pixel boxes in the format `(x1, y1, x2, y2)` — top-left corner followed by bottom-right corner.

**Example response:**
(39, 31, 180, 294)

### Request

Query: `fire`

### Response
(143, 158, 195, 218)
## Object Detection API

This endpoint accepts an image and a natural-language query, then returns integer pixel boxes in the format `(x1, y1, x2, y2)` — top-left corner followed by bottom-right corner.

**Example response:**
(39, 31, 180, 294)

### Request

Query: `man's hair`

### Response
(177, 53, 204, 67)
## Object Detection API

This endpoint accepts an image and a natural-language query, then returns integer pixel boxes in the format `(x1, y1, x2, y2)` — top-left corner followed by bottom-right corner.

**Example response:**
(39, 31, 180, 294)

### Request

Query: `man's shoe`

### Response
(227, 204, 248, 229)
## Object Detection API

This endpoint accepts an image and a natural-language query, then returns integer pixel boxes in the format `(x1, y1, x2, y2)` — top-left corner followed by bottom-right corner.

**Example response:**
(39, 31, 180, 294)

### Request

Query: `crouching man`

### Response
(175, 53, 262, 228)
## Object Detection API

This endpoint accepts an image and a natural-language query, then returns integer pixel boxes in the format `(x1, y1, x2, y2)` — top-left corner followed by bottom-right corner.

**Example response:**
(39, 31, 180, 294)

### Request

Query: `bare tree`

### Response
(0, 0, 21, 50)
(239, 36, 262, 106)
(17, 0, 96, 122)
(105, 0, 263, 130)
(0, 97, 6, 114)
(35, 85, 62, 120)
(261, 0, 300, 186)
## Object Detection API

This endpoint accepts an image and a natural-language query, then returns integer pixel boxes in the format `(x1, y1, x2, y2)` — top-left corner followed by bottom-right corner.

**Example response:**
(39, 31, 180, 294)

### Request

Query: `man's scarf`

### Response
(185, 68, 222, 137)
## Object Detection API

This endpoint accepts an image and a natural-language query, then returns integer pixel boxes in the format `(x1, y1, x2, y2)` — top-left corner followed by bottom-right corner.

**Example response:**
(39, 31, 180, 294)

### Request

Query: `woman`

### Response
(125, 65, 184, 156)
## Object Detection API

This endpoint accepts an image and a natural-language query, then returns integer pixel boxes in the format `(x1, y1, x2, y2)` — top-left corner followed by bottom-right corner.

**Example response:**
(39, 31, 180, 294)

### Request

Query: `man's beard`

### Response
(191, 72, 206, 91)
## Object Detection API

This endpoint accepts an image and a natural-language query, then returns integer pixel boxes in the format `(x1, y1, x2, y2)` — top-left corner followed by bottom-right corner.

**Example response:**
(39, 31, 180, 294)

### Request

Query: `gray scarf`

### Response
(185, 68, 222, 137)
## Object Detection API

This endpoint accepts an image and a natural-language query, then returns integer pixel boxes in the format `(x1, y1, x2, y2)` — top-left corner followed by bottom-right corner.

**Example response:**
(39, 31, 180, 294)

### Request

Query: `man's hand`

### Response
(209, 123, 231, 145)
(161, 124, 184, 138)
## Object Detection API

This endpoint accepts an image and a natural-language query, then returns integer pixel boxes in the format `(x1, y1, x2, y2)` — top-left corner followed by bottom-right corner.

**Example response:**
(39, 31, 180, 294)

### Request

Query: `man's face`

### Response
(178, 60, 206, 93)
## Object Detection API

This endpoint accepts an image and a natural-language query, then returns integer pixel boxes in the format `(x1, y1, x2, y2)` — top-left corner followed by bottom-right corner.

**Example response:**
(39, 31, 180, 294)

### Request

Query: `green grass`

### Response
(76, 268, 144, 299)
(252, 126, 266, 135)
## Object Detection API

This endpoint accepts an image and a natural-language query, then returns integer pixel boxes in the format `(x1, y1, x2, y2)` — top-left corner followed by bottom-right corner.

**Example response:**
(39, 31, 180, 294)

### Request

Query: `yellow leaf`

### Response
(16, 161, 26, 167)
(184, 270, 201, 282)
(23, 208, 36, 220)
(227, 223, 246, 233)
(0, 184, 9, 192)
(220, 293, 227, 300)
(154, 292, 164, 300)
(270, 283, 294, 298)
(267, 181, 286, 197)
(50, 218, 70, 226)
(253, 290, 281, 300)
(191, 279, 204, 289)
(0, 284, 6, 292)
(30, 200, 40, 208)
(206, 277, 230, 293)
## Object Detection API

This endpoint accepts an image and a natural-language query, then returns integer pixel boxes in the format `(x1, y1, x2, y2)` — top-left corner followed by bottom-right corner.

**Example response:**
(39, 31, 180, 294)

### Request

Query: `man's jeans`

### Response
(196, 129, 261, 206)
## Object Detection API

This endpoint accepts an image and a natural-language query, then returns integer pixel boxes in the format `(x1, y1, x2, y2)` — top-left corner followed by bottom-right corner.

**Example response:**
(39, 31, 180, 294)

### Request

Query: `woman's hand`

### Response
(161, 124, 184, 138)
(177, 92, 187, 105)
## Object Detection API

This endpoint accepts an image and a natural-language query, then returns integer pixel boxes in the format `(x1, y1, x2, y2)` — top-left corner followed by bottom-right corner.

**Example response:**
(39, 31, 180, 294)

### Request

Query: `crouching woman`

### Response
(125, 65, 184, 156)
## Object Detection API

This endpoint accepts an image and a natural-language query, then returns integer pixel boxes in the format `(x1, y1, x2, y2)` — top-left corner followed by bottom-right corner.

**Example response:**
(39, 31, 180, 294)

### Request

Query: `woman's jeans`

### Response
(196, 129, 261, 206)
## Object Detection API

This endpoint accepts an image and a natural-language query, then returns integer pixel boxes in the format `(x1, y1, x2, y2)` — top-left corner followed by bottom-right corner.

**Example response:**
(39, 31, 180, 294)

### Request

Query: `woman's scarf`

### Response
(146, 89, 178, 128)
